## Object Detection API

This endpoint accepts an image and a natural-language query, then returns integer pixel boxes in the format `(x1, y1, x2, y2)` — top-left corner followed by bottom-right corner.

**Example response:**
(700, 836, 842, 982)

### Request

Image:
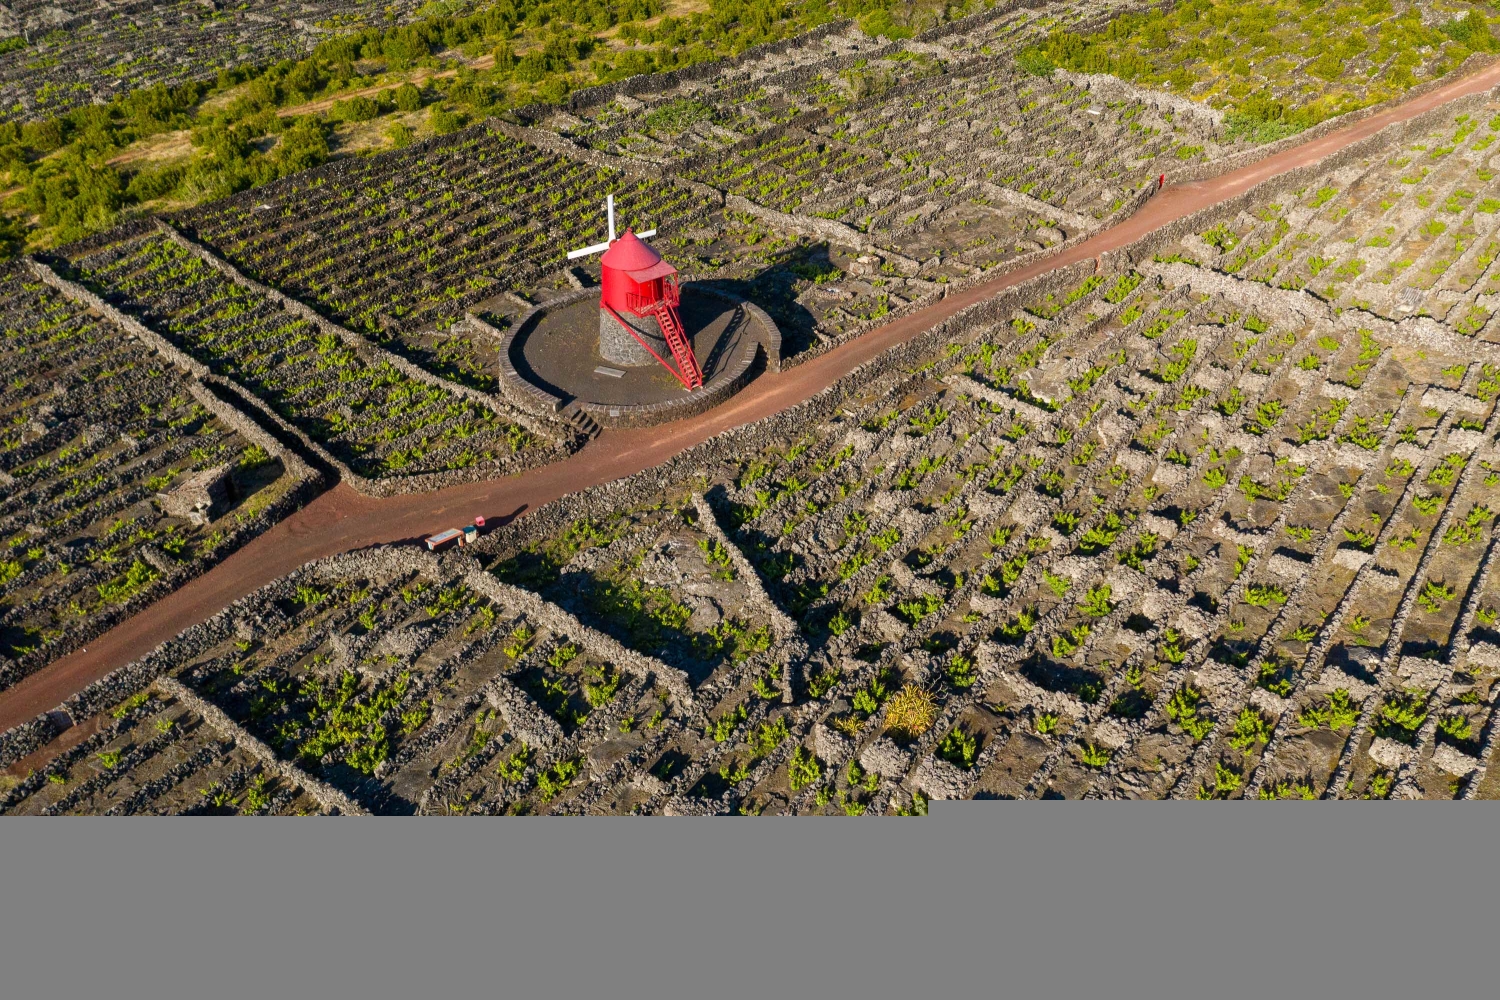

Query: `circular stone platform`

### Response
(500, 285, 779, 428)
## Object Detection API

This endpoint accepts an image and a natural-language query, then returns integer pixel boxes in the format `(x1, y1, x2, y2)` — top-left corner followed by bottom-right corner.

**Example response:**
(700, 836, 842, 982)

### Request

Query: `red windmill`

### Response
(567, 195, 703, 390)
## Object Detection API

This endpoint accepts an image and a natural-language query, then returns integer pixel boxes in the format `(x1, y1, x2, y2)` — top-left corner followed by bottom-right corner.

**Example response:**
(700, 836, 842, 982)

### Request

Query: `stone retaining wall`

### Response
(182, 382, 320, 489)
(0, 716, 54, 770)
(691, 493, 804, 703)
(1055, 69, 1223, 129)
(478, 301, 570, 415)
(497, 288, 595, 416)
(155, 676, 367, 816)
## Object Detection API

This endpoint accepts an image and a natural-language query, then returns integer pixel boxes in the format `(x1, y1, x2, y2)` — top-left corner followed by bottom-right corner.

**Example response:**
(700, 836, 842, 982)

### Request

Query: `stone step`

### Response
(560, 401, 602, 439)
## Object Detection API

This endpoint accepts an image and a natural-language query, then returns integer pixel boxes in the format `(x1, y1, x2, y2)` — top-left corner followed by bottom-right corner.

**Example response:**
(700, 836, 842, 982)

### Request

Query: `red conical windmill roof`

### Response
(599, 229, 662, 270)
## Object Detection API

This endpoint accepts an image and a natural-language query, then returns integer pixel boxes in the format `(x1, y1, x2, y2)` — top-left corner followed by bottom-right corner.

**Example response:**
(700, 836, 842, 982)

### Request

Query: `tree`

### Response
(394, 83, 423, 112)
(282, 61, 328, 102)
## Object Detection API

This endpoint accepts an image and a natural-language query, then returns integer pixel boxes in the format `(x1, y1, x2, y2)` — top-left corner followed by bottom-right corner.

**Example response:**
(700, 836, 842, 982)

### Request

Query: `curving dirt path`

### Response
(6, 61, 1500, 742)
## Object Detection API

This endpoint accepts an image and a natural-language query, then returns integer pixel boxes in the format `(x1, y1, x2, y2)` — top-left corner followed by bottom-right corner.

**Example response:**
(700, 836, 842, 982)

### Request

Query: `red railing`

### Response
(623, 276, 679, 315)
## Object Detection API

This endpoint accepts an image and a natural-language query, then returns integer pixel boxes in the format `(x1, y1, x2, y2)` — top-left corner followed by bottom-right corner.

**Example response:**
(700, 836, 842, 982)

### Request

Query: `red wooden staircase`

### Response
(652, 300, 703, 390)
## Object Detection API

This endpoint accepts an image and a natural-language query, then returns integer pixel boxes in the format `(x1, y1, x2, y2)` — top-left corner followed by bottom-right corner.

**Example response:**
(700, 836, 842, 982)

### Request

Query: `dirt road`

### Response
(5, 61, 1499, 741)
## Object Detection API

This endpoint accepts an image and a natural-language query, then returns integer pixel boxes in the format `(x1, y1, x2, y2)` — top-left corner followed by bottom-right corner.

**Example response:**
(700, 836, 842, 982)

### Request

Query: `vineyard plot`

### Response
(570, 1, 1239, 273)
(1027, 0, 1499, 129)
(16, 8, 1500, 810)
(489, 502, 780, 688)
(562, 0, 1144, 166)
(678, 67, 1236, 265)
(0, 548, 696, 816)
(150, 2, 1239, 372)
(70, 233, 550, 482)
(0, 687, 327, 816)
(1161, 106, 1500, 342)
(0, 266, 306, 691)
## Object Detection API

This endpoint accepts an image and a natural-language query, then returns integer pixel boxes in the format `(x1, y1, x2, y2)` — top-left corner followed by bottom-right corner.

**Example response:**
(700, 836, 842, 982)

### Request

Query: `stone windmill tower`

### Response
(568, 195, 703, 390)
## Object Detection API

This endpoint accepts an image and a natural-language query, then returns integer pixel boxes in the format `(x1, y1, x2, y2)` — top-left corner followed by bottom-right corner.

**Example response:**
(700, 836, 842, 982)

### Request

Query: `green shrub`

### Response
(1298, 689, 1359, 731)
(1079, 584, 1114, 618)
(386, 122, 415, 148)
(788, 746, 821, 791)
(1375, 689, 1429, 741)
(710, 703, 747, 743)
(328, 95, 379, 122)
(938, 727, 979, 769)
(750, 716, 790, 757)
(537, 757, 581, 802)
(945, 654, 976, 690)
(1437, 712, 1473, 743)
(1196, 760, 1242, 799)
(1417, 579, 1457, 614)
(1244, 583, 1288, 608)
(428, 106, 464, 135)
(1079, 742, 1111, 768)
(1165, 685, 1214, 741)
(393, 82, 422, 111)
(1015, 47, 1056, 76)
(642, 98, 714, 134)
(1227, 708, 1271, 751)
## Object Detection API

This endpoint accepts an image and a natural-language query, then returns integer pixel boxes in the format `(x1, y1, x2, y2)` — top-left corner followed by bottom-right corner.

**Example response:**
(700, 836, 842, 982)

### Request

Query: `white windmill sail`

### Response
(567, 195, 656, 259)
